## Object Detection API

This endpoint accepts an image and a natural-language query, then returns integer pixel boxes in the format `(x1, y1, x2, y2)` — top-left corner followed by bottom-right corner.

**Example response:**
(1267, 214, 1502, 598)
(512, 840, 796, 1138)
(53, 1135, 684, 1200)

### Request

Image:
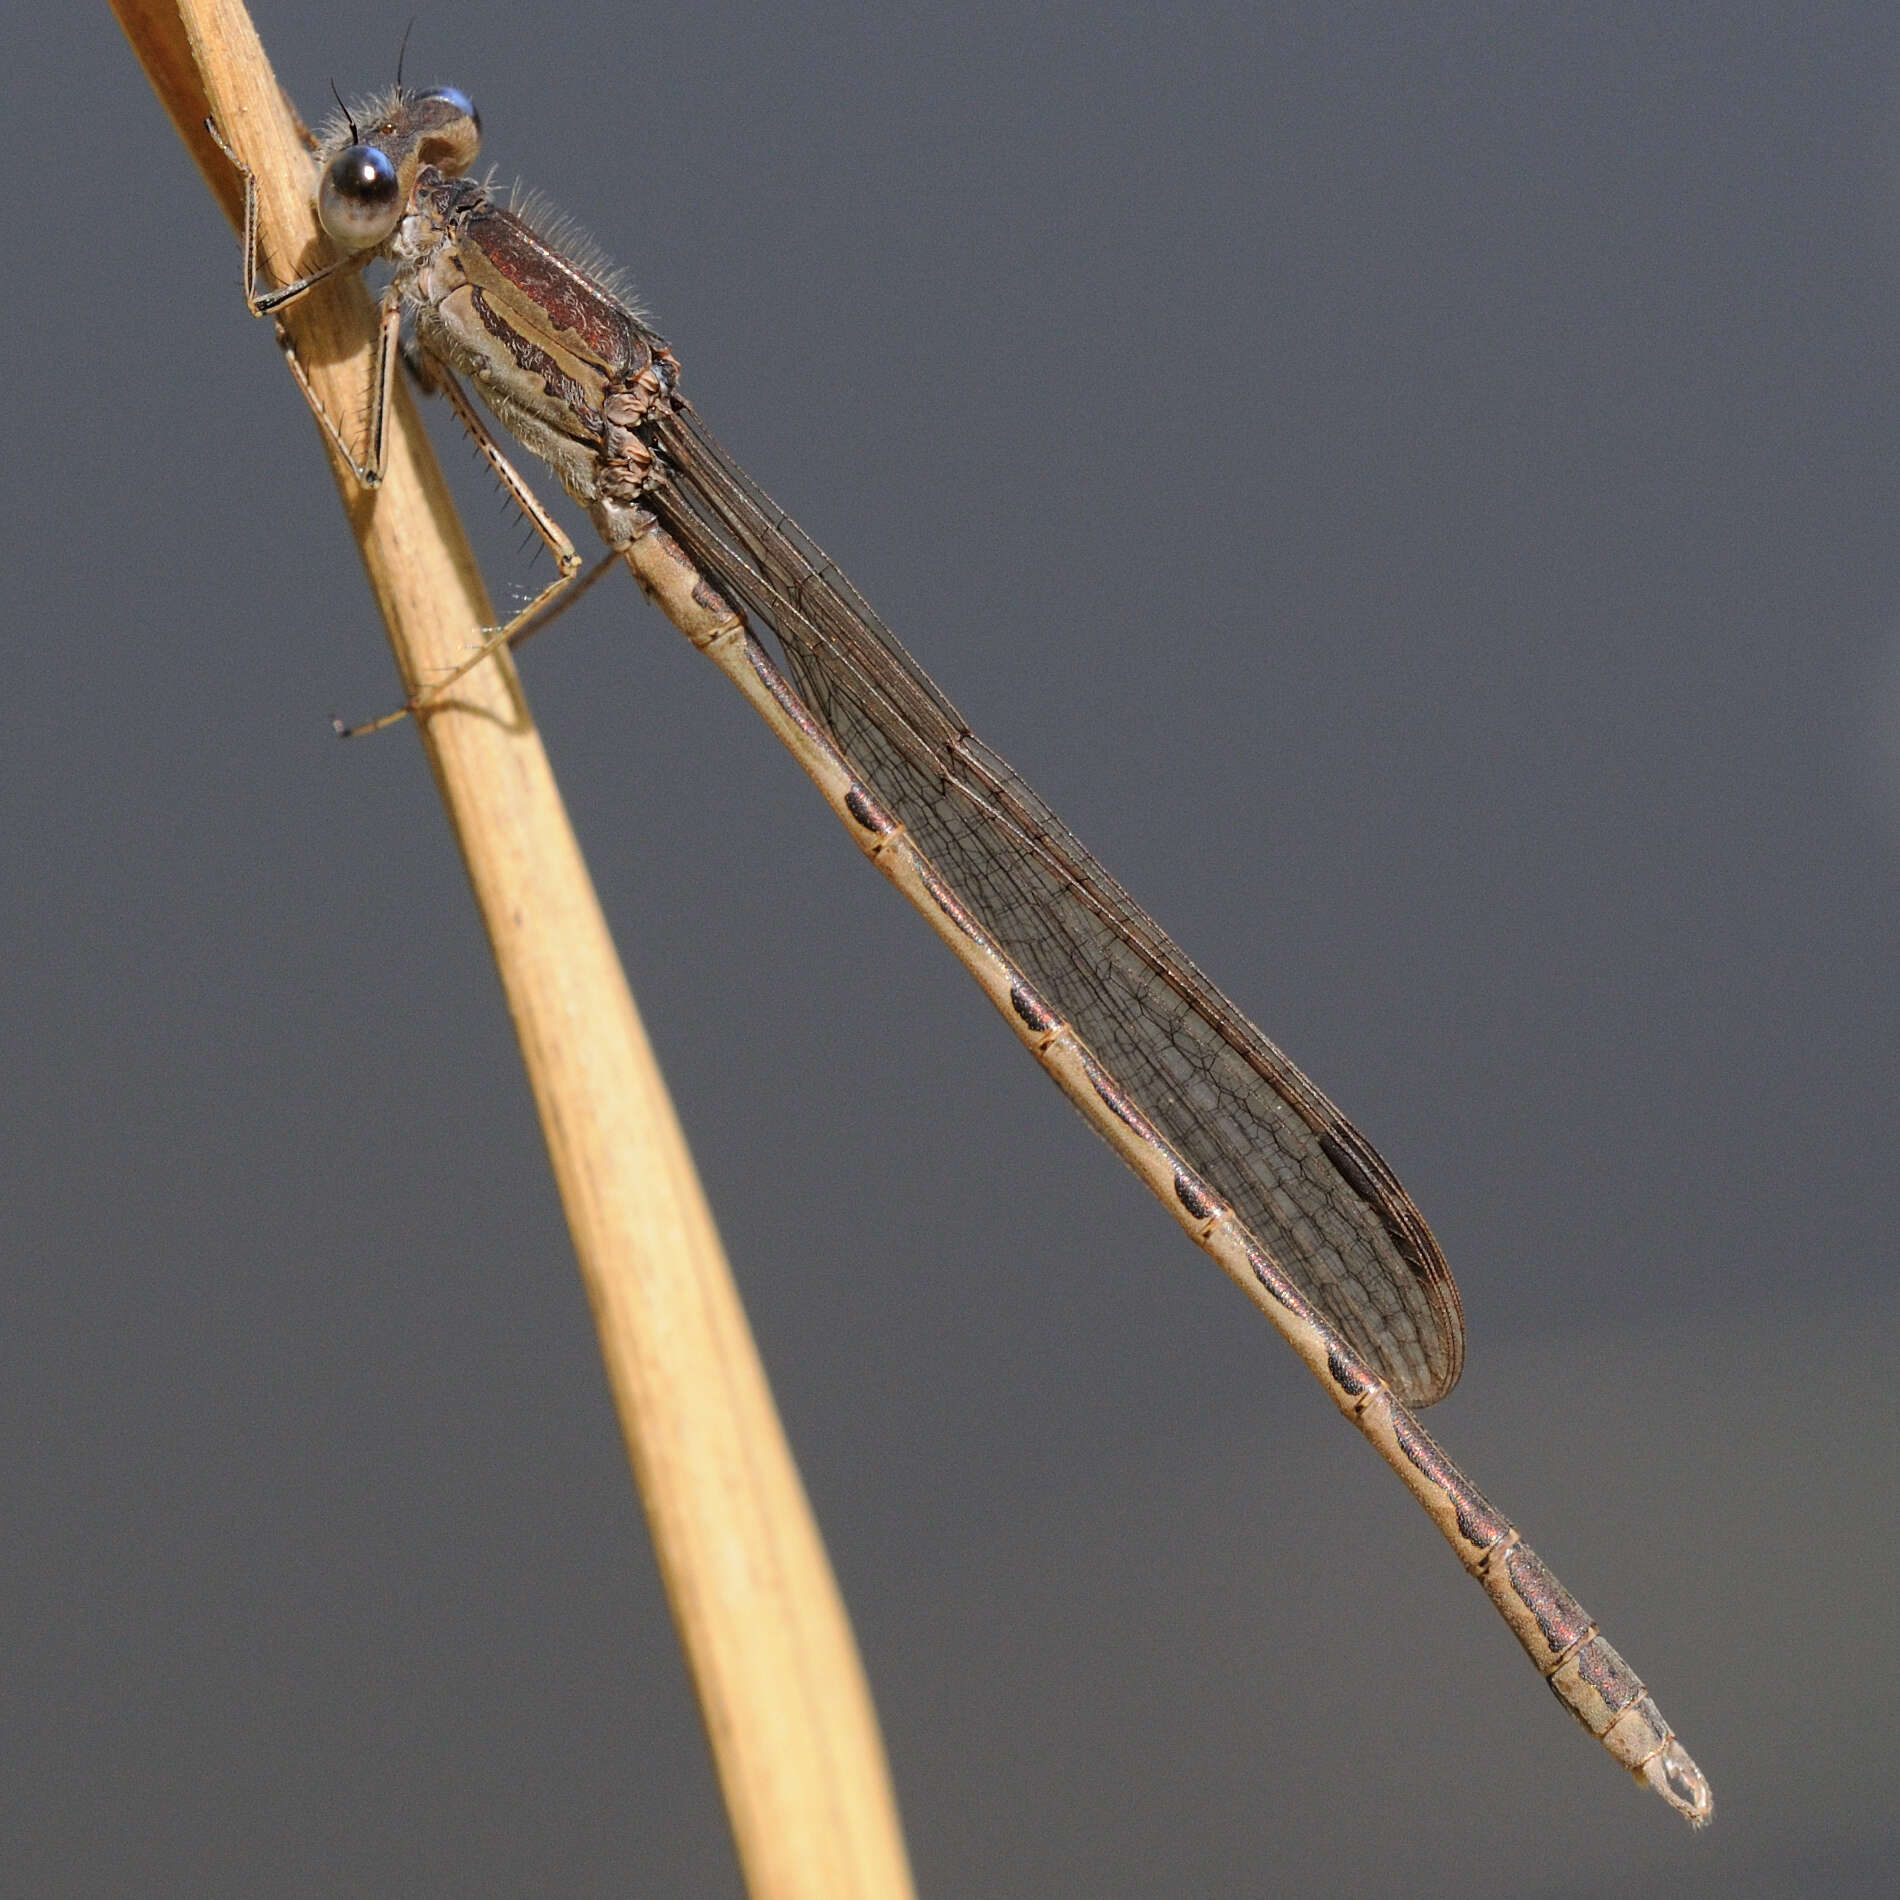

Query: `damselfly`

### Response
(213, 82, 1712, 1825)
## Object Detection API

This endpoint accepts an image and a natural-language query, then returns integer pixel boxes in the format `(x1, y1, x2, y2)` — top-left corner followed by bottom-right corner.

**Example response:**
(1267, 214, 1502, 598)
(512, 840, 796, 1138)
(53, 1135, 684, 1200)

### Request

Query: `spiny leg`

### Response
(267, 292, 400, 489)
(335, 364, 584, 736)
(506, 549, 625, 656)
(205, 118, 395, 487)
(212, 114, 582, 734)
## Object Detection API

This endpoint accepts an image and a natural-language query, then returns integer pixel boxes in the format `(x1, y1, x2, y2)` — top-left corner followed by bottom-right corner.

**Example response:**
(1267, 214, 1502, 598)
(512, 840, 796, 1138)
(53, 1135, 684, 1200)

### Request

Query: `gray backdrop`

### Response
(8, 4, 1897, 1894)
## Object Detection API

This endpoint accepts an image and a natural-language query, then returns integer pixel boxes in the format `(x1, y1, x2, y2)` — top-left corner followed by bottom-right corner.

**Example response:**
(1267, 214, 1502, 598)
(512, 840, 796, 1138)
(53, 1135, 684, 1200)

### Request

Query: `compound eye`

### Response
(317, 143, 402, 249)
(413, 85, 479, 132)
(409, 87, 482, 173)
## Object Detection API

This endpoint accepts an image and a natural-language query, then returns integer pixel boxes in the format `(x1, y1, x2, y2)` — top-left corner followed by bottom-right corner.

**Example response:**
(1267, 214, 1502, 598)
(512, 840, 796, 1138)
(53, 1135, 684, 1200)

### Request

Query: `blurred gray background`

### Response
(7, 3, 1897, 1894)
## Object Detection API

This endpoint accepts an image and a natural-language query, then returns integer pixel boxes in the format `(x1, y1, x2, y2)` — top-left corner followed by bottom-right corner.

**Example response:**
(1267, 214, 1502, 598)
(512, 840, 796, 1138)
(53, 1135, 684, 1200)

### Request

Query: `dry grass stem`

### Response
(112, 3, 917, 1893)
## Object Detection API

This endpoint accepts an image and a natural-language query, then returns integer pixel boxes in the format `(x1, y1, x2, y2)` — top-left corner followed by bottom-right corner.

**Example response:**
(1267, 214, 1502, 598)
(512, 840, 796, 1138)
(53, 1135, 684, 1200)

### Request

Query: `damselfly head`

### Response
(315, 86, 482, 252)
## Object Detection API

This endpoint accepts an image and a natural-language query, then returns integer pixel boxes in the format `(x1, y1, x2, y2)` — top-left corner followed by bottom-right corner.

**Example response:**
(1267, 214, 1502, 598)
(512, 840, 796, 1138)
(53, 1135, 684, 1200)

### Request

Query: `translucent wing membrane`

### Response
(649, 403, 1464, 1405)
